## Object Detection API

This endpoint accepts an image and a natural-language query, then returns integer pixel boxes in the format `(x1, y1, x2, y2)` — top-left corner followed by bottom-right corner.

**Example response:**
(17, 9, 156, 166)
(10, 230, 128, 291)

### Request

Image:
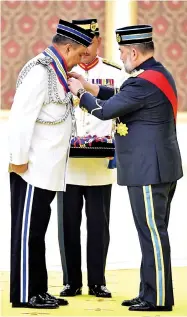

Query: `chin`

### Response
(81, 57, 90, 64)
(123, 66, 132, 74)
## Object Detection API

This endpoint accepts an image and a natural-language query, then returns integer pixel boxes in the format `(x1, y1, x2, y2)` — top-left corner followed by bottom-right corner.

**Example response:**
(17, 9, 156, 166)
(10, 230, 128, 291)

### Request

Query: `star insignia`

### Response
(116, 122, 128, 136)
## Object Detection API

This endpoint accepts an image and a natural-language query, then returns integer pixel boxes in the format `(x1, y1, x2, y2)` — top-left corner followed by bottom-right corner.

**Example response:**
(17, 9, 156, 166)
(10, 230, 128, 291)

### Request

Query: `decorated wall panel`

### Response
(137, 0, 187, 111)
(1, 0, 106, 109)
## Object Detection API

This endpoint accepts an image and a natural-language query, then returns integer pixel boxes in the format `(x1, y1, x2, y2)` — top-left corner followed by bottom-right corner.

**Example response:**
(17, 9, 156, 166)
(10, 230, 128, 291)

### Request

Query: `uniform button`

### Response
(86, 130, 89, 134)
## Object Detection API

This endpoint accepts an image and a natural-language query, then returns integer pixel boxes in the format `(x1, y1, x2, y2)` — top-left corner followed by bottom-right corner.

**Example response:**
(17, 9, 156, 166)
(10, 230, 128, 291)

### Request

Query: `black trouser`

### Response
(57, 184, 112, 287)
(127, 182, 176, 307)
(10, 173, 56, 303)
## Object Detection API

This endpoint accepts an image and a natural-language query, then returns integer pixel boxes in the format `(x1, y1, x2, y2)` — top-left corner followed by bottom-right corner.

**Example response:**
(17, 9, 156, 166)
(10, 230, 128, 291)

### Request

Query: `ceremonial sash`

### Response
(43, 45, 69, 92)
(138, 70, 178, 120)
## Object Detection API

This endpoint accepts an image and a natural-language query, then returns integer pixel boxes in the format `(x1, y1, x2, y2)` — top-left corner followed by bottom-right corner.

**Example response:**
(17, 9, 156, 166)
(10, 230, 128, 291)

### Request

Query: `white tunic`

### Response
(66, 56, 122, 186)
(8, 53, 72, 191)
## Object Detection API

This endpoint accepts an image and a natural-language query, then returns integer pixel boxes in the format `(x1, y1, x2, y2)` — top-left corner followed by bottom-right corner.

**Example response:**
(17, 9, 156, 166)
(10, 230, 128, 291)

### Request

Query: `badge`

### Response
(91, 21, 97, 32)
(116, 33, 121, 43)
(116, 122, 128, 136)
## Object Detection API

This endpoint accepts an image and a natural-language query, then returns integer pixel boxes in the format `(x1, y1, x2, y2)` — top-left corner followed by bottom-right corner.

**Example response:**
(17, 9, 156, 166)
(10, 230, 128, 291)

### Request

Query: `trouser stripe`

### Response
(143, 185, 165, 306)
(20, 184, 34, 303)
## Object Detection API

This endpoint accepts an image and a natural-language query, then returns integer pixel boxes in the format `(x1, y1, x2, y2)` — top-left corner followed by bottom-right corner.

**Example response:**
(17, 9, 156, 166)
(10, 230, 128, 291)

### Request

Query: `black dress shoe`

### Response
(12, 294, 59, 309)
(129, 301, 172, 311)
(43, 292, 69, 306)
(88, 285, 112, 298)
(60, 284, 82, 297)
(121, 296, 142, 306)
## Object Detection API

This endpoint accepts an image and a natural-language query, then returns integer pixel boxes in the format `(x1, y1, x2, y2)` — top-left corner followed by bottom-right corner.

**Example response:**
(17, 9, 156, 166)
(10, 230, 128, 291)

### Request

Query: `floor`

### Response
(1, 268, 187, 316)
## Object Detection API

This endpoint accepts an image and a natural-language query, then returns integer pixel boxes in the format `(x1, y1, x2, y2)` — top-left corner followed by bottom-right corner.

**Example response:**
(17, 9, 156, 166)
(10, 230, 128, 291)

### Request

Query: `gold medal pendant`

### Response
(73, 97, 80, 107)
(116, 122, 128, 136)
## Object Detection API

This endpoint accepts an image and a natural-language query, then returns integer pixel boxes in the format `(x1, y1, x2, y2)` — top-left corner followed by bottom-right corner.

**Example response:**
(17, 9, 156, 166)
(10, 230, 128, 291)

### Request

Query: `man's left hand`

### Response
(68, 78, 83, 96)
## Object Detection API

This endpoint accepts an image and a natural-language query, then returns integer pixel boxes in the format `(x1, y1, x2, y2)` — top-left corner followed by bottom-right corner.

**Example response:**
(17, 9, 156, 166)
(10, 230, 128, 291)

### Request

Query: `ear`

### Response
(97, 36, 102, 47)
(66, 43, 71, 54)
(132, 47, 138, 60)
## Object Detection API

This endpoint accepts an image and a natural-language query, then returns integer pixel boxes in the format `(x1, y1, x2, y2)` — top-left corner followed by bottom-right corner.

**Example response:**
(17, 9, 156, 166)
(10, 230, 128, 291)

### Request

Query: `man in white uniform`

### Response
(57, 19, 121, 298)
(8, 19, 94, 309)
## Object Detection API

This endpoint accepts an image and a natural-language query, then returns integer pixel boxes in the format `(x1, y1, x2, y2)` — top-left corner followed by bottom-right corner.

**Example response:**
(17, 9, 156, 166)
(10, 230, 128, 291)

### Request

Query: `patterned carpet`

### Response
(0, 267, 187, 316)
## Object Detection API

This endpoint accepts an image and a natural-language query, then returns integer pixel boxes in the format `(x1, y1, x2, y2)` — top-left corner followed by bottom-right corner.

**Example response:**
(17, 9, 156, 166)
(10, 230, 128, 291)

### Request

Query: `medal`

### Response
(73, 97, 79, 107)
(116, 122, 128, 136)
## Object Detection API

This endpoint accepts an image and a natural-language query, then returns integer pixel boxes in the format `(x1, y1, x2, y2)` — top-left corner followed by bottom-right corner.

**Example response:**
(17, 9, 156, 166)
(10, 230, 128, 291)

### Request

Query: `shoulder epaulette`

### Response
(16, 57, 52, 90)
(102, 58, 122, 70)
(37, 56, 53, 66)
(129, 69, 144, 78)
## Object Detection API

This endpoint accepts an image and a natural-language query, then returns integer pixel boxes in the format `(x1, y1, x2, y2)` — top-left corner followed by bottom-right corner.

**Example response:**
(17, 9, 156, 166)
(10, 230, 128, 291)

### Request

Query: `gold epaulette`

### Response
(129, 69, 144, 78)
(80, 106, 88, 113)
(102, 59, 122, 70)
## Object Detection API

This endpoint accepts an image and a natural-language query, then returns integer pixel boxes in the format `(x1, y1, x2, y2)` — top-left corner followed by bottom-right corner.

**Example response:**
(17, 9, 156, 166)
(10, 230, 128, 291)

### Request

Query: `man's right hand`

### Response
(68, 72, 99, 97)
(68, 72, 88, 89)
(9, 163, 28, 174)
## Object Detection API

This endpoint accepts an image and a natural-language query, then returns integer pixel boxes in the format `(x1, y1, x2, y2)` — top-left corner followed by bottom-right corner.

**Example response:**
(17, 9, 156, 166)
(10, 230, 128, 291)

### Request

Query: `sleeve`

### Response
(8, 65, 47, 164)
(97, 85, 115, 100)
(80, 79, 145, 120)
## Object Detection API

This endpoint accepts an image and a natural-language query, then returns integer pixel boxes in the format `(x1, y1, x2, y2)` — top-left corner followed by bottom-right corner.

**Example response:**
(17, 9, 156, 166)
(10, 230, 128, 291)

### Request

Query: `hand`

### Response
(9, 163, 28, 174)
(68, 71, 85, 82)
(68, 78, 84, 96)
(68, 72, 90, 90)
(68, 72, 99, 97)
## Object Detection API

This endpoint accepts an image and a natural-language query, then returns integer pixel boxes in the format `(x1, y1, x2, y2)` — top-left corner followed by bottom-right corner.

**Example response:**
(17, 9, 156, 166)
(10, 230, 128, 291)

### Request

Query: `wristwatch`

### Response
(77, 88, 86, 99)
